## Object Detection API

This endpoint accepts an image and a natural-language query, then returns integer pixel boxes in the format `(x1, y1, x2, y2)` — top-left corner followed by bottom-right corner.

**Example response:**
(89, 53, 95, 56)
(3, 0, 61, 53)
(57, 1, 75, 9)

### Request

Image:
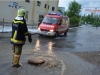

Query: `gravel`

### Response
(71, 51, 100, 66)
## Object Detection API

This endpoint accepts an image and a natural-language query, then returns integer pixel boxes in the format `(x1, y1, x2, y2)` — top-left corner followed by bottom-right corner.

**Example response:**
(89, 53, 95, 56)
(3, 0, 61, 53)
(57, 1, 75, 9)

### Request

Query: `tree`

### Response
(64, 11, 67, 16)
(70, 16, 80, 27)
(81, 12, 100, 27)
(65, 0, 81, 27)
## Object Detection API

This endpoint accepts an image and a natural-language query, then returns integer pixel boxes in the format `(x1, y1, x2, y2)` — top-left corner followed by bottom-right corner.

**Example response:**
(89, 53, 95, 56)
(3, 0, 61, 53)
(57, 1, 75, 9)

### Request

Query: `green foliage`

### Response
(64, 0, 81, 27)
(64, 11, 67, 16)
(70, 16, 80, 27)
(81, 13, 100, 27)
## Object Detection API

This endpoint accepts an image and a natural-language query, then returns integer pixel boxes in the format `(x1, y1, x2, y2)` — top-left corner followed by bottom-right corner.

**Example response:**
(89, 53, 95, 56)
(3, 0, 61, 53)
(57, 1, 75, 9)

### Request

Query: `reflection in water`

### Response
(47, 41, 54, 55)
(33, 39, 54, 55)
(33, 39, 40, 51)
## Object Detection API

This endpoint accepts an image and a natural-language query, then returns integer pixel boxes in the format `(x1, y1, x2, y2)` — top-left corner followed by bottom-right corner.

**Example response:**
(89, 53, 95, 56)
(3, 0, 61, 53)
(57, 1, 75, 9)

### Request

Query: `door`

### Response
(57, 18, 63, 34)
(61, 17, 68, 33)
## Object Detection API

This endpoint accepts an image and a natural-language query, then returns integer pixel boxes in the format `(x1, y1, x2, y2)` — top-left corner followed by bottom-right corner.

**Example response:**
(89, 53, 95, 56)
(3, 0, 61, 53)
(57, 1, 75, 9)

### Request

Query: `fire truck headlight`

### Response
(50, 29, 54, 32)
(38, 28, 40, 31)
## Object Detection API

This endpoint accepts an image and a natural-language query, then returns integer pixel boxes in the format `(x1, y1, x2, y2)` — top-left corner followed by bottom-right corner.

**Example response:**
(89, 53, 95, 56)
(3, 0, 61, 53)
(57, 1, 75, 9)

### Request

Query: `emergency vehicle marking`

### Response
(41, 25, 54, 28)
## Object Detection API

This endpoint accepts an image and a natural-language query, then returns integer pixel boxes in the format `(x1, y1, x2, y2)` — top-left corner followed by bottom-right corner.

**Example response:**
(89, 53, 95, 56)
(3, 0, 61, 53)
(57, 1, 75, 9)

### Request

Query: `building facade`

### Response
(0, 0, 59, 25)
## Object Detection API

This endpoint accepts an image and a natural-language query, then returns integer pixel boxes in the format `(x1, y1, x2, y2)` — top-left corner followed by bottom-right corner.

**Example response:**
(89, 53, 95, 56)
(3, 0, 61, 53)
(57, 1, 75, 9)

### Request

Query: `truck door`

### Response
(57, 18, 63, 34)
(61, 17, 68, 33)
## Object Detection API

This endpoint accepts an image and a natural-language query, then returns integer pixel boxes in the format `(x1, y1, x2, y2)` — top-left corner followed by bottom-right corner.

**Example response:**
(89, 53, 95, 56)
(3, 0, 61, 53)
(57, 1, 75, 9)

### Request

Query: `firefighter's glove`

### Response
(28, 33, 32, 43)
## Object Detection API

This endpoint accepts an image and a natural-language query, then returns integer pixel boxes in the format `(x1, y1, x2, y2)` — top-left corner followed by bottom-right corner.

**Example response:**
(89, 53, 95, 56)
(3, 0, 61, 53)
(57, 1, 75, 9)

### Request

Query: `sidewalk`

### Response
(0, 25, 39, 33)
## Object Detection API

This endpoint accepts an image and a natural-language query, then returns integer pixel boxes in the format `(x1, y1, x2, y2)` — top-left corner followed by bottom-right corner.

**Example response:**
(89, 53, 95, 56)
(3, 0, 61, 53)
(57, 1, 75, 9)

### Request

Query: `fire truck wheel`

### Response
(64, 29, 68, 36)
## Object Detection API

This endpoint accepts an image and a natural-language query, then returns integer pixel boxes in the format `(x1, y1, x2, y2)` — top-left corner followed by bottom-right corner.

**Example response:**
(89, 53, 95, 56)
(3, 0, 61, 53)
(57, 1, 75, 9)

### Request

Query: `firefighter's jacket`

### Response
(10, 16, 28, 45)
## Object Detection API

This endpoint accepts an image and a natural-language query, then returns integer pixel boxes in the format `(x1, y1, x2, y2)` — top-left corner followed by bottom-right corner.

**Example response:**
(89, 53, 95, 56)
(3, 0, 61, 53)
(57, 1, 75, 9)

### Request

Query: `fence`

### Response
(0, 18, 39, 32)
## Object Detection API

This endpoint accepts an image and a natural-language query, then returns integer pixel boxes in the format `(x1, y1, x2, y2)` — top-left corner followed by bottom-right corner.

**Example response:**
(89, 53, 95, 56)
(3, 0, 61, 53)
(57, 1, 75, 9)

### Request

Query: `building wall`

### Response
(33, 0, 59, 24)
(48, 0, 59, 13)
(0, 1, 34, 24)
(0, 0, 59, 25)
(33, 0, 47, 24)
(18, 1, 34, 25)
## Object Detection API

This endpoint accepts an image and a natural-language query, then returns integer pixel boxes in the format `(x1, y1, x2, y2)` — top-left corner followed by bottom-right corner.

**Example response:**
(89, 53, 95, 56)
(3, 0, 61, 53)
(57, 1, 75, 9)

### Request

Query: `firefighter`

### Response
(10, 8, 32, 67)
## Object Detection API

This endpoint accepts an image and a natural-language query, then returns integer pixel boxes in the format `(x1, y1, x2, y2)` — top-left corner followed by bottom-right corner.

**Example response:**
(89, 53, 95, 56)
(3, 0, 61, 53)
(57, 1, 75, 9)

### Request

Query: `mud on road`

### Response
(72, 51, 100, 66)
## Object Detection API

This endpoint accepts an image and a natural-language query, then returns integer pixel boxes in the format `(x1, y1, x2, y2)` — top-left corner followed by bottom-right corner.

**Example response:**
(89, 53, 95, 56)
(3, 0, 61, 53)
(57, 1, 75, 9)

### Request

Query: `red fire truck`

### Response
(38, 12, 70, 38)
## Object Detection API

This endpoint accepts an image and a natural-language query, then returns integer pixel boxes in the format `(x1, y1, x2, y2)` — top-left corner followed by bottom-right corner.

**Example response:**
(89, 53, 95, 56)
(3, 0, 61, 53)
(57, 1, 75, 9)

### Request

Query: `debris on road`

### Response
(28, 57, 45, 65)
(27, 50, 63, 69)
(72, 51, 100, 66)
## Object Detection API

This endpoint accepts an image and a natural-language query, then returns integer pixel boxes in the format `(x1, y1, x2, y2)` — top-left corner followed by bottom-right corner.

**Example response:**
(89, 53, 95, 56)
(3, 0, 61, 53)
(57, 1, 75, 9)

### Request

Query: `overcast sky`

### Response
(58, 0, 100, 15)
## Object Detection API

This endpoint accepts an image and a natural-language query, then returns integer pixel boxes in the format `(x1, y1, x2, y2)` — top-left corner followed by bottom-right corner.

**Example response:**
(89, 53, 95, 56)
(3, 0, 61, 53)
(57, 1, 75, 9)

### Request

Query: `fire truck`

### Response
(38, 12, 70, 38)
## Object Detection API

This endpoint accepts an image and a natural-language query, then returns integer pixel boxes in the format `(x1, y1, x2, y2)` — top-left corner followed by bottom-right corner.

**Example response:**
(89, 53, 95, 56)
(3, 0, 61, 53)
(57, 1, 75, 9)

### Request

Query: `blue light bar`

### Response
(48, 12, 63, 16)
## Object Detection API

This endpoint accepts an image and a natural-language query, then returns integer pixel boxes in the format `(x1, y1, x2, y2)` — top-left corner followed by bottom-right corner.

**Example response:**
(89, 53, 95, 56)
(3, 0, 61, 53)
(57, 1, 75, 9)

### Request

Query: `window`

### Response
(65, 17, 69, 24)
(48, 5, 49, 9)
(58, 19, 62, 25)
(37, 1, 41, 6)
(42, 16, 58, 24)
(52, 7, 55, 11)
(62, 18, 66, 25)
(38, 15, 44, 22)
(25, 0, 30, 3)
(44, 4, 47, 8)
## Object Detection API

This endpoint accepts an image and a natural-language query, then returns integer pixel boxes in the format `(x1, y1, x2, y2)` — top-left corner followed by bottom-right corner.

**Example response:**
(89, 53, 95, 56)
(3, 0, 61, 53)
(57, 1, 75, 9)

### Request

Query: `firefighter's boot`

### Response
(13, 54, 21, 67)
(12, 53, 14, 64)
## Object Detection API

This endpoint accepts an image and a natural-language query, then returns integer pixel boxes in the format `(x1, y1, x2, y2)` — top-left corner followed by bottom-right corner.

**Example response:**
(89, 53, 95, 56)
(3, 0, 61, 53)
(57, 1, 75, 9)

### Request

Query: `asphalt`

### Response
(0, 25, 100, 75)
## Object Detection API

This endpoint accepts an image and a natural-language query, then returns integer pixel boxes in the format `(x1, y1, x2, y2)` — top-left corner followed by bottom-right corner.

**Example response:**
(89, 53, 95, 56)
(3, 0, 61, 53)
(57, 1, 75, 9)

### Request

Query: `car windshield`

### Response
(42, 16, 58, 24)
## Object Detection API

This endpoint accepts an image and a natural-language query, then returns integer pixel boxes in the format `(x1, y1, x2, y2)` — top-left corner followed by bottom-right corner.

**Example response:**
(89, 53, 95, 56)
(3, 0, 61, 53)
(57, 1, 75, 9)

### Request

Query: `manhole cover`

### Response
(28, 57, 45, 65)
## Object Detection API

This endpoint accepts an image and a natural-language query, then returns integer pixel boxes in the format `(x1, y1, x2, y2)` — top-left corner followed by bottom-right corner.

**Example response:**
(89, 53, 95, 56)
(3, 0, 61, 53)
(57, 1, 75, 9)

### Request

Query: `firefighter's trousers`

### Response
(12, 45, 22, 66)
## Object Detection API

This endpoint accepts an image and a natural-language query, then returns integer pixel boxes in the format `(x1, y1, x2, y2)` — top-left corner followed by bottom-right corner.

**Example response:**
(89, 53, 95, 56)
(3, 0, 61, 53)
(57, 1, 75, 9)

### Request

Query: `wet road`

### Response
(0, 25, 100, 75)
(33, 25, 100, 52)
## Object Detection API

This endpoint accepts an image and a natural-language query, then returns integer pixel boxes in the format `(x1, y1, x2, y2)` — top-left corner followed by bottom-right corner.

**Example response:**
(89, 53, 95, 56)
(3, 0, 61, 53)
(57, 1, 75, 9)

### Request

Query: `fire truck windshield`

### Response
(42, 16, 58, 24)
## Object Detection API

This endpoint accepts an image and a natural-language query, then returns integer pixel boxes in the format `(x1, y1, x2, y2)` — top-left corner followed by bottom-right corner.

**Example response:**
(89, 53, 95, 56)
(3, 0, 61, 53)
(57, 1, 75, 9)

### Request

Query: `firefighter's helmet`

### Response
(17, 8, 26, 16)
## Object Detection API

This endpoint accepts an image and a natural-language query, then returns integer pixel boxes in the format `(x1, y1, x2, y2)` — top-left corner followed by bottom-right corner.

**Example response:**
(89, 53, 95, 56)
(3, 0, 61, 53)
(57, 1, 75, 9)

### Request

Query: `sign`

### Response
(85, 9, 100, 12)
(8, 1, 13, 7)
(13, 2, 18, 9)
(8, 1, 18, 9)
(41, 25, 54, 28)
(13, 2, 18, 6)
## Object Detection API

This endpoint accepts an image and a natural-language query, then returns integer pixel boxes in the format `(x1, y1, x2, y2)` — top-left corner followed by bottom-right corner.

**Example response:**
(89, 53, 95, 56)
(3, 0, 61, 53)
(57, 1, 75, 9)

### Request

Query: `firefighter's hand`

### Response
(28, 33, 32, 43)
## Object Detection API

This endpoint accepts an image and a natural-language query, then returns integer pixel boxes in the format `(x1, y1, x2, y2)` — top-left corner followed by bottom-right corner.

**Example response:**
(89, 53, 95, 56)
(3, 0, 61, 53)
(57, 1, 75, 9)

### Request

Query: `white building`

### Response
(0, 0, 59, 25)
